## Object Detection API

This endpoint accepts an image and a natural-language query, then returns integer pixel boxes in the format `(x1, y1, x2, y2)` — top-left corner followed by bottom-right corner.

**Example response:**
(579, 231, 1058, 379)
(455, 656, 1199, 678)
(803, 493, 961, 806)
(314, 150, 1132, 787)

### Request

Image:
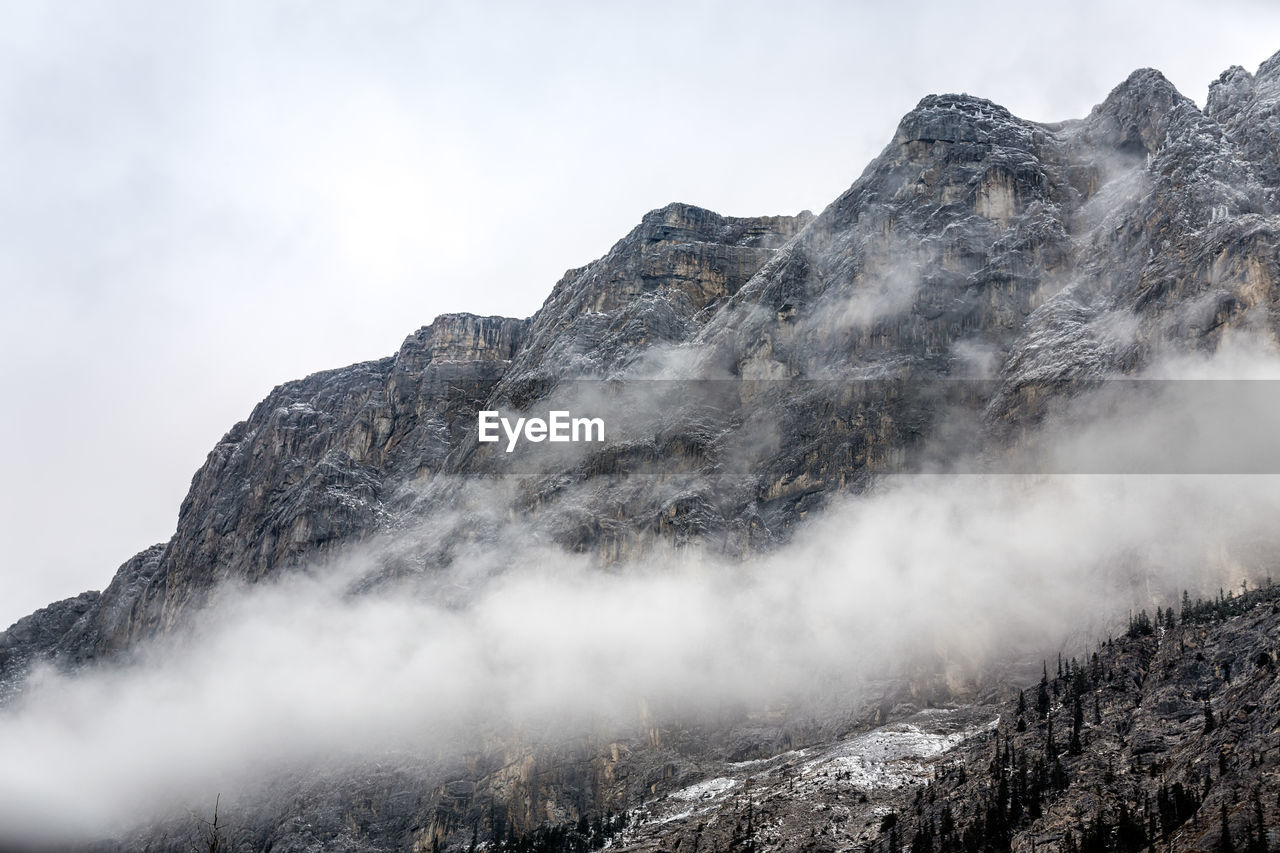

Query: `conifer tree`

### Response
(1068, 693, 1084, 755)
(1037, 663, 1051, 718)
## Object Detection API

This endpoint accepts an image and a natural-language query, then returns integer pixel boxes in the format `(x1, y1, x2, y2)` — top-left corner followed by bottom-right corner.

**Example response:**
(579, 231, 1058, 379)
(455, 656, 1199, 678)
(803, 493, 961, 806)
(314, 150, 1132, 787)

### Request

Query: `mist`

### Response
(4, 342, 1280, 844)
(6, 1, 1280, 630)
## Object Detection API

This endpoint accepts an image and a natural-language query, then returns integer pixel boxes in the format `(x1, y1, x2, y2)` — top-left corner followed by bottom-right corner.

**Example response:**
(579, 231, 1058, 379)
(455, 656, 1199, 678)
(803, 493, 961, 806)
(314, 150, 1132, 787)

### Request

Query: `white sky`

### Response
(1, 0, 1278, 629)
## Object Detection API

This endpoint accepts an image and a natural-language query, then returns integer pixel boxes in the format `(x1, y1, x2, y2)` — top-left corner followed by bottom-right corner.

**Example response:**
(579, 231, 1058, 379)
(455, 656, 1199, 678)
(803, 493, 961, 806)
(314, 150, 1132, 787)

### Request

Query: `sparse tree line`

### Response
(1125, 578, 1278, 639)
(879, 578, 1280, 853)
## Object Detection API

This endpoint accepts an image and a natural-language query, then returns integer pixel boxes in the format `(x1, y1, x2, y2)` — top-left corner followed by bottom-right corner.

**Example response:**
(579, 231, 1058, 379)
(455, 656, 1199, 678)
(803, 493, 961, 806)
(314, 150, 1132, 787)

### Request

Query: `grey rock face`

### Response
(56, 542, 165, 663)
(1208, 54, 1280, 208)
(493, 203, 811, 391)
(0, 590, 99, 702)
(114, 313, 530, 640)
(997, 66, 1278, 418)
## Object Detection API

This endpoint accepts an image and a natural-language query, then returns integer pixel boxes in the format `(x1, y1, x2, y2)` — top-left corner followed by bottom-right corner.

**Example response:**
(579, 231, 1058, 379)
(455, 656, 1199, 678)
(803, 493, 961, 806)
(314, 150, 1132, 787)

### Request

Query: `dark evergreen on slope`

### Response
(3, 48, 1280, 853)
(870, 584, 1280, 853)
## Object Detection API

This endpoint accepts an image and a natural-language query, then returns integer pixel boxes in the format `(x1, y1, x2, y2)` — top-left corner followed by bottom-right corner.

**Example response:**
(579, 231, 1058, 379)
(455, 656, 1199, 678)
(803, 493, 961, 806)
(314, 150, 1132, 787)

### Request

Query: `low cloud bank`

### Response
(3, 345, 1280, 843)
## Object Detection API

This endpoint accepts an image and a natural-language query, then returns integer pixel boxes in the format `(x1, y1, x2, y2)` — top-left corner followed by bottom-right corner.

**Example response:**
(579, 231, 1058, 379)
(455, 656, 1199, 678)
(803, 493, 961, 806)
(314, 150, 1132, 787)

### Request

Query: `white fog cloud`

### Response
(2, 1, 1280, 626)
(4, 342, 1280, 844)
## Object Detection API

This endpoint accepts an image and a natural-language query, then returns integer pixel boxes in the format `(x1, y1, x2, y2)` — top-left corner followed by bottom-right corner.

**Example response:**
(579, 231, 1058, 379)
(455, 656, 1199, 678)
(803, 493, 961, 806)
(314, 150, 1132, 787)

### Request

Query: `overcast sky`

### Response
(1, 0, 1278, 629)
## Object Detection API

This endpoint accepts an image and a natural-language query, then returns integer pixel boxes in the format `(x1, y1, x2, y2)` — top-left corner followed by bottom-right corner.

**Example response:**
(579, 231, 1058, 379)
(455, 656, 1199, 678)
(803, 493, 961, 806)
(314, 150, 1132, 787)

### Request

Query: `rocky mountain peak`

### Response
(893, 92, 1030, 147)
(395, 313, 531, 366)
(1258, 45, 1280, 81)
(636, 202, 806, 251)
(1206, 64, 1256, 123)
(1084, 67, 1193, 157)
(1207, 48, 1280, 123)
(1206, 49, 1280, 209)
(485, 203, 812, 397)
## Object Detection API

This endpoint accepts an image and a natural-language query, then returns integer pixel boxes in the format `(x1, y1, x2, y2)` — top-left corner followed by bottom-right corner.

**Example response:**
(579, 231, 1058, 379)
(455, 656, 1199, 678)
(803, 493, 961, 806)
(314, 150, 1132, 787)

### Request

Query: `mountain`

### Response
(3, 50, 1280, 852)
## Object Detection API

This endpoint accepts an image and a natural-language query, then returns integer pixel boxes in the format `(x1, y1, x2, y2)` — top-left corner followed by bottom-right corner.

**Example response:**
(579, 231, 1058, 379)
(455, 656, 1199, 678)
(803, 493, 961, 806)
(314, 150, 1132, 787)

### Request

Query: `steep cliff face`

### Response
(17, 314, 531, 659)
(5, 48, 1280, 853)
(702, 90, 1076, 379)
(0, 591, 99, 701)
(1208, 53, 1280, 209)
(997, 68, 1279, 415)
(140, 313, 530, 630)
(492, 203, 811, 397)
